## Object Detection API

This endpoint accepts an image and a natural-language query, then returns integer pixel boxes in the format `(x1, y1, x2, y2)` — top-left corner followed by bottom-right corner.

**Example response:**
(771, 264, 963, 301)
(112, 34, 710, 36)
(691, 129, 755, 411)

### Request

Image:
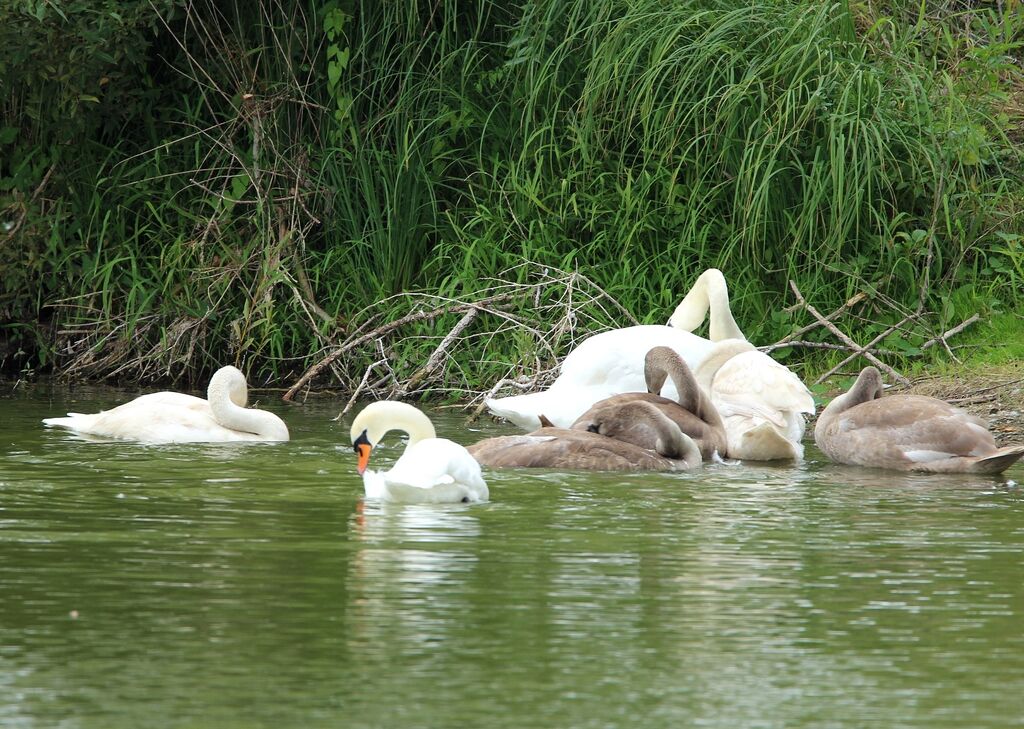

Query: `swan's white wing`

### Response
(713, 351, 815, 416)
(706, 351, 814, 460)
(719, 416, 804, 460)
(43, 399, 263, 443)
(560, 326, 712, 386)
(487, 325, 715, 430)
(373, 438, 488, 503)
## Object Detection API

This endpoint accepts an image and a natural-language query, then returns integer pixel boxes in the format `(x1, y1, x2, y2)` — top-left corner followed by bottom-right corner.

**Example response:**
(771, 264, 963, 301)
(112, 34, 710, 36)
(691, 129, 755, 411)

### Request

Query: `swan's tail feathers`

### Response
(42, 414, 85, 428)
(967, 446, 1024, 475)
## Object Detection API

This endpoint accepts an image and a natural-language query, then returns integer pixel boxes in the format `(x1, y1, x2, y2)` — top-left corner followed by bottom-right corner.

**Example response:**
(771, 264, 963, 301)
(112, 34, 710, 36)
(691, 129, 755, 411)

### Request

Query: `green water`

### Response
(2, 383, 1024, 728)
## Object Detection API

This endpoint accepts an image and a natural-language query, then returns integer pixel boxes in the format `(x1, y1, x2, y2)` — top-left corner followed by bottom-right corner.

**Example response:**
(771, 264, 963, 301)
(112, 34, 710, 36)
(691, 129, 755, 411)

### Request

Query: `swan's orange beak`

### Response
(356, 443, 372, 475)
(353, 430, 373, 475)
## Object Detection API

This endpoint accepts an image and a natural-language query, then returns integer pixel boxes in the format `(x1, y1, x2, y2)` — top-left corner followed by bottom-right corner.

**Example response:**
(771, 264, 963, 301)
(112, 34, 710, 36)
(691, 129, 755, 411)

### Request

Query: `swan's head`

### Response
(349, 401, 436, 475)
(352, 428, 373, 474)
(643, 346, 687, 395)
(208, 366, 248, 407)
(851, 366, 885, 403)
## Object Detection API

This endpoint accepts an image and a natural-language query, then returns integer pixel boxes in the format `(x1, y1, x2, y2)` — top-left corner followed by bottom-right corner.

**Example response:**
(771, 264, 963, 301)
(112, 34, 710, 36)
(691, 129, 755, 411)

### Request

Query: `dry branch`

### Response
(921, 314, 980, 350)
(788, 281, 911, 386)
(282, 295, 515, 401)
(283, 264, 636, 404)
(391, 307, 480, 398)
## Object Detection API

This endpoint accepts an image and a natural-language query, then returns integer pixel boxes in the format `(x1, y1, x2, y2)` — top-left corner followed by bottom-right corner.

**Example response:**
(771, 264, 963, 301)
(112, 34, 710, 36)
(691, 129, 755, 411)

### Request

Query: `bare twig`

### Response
(815, 312, 918, 384)
(773, 292, 867, 346)
(335, 358, 390, 418)
(3, 163, 56, 242)
(789, 281, 911, 386)
(391, 307, 480, 398)
(921, 313, 980, 351)
(762, 340, 899, 357)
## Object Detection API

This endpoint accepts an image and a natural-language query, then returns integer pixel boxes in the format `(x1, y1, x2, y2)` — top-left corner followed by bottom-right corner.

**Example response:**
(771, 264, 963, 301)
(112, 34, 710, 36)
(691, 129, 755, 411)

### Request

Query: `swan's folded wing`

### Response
(486, 385, 626, 430)
(712, 395, 789, 428)
(43, 401, 254, 443)
(713, 352, 815, 416)
(363, 470, 466, 504)
(380, 439, 488, 502)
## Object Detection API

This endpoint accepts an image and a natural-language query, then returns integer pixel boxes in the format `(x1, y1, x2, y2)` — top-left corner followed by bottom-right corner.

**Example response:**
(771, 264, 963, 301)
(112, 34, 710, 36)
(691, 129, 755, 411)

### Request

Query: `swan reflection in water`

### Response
(345, 501, 482, 650)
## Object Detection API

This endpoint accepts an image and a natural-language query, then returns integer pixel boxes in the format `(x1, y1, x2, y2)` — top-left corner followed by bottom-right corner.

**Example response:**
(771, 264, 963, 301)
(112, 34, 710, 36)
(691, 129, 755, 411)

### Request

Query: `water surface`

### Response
(2, 383, 1023, 728)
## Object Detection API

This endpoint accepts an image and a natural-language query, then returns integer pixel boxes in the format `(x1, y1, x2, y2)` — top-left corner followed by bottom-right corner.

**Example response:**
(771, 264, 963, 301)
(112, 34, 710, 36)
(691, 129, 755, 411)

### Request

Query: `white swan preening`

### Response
(814, 366, 1024, 474)
(42, 366, 290, 443)
(485, 268, 814, 460)
(349, 401, 489, 504)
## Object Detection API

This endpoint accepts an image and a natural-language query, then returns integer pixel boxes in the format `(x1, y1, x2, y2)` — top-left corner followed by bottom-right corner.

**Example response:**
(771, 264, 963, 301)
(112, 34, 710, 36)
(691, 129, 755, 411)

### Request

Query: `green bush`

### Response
(1, 0, 1021, 387)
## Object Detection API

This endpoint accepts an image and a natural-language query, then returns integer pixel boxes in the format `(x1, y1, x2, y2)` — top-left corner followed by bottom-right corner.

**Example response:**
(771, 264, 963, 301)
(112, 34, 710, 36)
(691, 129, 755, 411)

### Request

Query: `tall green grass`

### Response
(1, 0, 1021, 387)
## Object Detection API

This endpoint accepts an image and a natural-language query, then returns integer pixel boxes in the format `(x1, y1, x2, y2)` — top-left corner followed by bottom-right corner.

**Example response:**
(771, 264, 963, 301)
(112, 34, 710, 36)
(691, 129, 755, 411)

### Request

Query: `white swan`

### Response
(350, 401, 489, 504)
(485, 268, 814, 460)
(42, 366, 290, 443)
(484, 325, 716, 429)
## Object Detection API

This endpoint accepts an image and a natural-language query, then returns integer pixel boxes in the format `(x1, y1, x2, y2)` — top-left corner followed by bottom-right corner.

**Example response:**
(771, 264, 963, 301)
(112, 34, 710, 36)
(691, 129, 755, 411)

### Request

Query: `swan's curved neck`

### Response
(358, 401, 436, 447)
(645, 347, 701, 413)
(668, 268, 746, 341)
(208, 367, 289, 440)
(693, 339, 756, 390)
(820, 367, 883, 421)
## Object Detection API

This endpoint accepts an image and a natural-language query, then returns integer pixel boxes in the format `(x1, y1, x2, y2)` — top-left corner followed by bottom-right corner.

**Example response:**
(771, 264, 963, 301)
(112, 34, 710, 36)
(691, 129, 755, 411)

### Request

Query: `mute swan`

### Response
(42, 366, 289, 443)
(814, 366, 1024, 474)
(350, 401, 488, 503)
(484, 268, 814, 460)
(484, 325, 716, 430)
(570, 346, 727, 461)
(484, 269, 743, 430)
(468, 401, 702, 471)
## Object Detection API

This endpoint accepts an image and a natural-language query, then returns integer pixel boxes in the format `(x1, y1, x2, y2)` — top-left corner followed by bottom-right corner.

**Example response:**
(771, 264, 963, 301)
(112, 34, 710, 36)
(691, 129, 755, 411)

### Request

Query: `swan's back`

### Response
(485, 325, 713, 429)
(558, 326, 713, 392)
(467, 427, 695, 472)
(386, 438, 487, 491)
